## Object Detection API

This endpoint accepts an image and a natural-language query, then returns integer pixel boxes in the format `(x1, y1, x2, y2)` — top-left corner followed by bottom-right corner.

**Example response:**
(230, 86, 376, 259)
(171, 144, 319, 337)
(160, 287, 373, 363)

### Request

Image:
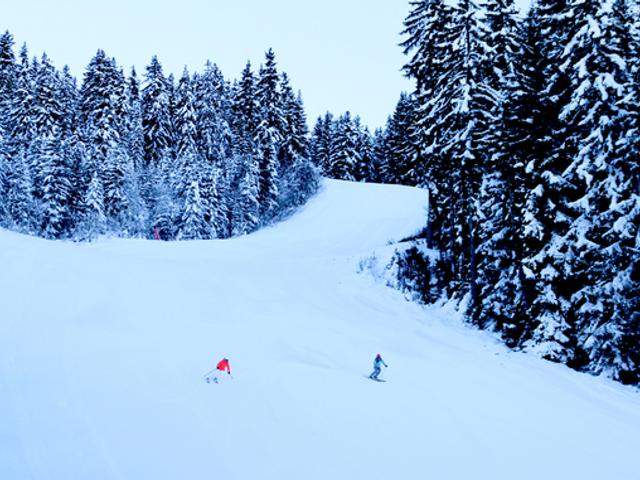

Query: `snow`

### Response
(1, 178, 639, 480)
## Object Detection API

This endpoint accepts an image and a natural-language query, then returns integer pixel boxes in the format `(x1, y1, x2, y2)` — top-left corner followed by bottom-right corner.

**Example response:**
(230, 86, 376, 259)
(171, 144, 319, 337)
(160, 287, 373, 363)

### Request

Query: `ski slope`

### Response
(1, 179, 639, 480)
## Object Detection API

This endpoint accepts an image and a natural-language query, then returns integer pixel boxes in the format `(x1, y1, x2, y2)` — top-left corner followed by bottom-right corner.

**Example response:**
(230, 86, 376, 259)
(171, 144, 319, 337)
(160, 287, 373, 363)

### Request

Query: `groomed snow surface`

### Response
(1, 179, 639, 480)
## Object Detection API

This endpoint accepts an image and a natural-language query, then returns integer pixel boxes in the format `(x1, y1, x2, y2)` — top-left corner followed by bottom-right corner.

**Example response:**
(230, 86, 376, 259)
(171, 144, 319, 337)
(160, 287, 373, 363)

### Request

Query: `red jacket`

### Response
(217, 358, 231, 374)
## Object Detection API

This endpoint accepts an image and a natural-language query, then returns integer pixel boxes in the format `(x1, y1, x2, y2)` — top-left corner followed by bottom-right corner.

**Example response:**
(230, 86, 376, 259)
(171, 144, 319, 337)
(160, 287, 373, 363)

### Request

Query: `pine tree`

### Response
(255, 49, 283, 218)
(177, 180, 210, 240)
(278, 73, 308, 170)
(471, 0, 522, 331)
(232, 62, 259, 157)
(309, 113, 334, 174)
(78, 168, 107, 239)
(174, 68, 198, 161)
(370, 128, 387, 184)
(58, 65, 78, 136)
(127, 67, 145, 171)
(29, 54, 72, 238)
(382, 93, 418, 185)
(7, 149, 37, 233)
(516, 0, 576, 361)
(353, 120, 374, 182)
(400, 0, 455, 194)
(37, 136, 72, 238)
(79, 51, 132, 228)
(404, 0, 492, 298)
(142, 56, 172, 166)
(327, 112, 358, 180)
(125, 67, 149, 235)
(174, 69, 212, 239)
(149, 158, 175, 239)
(8, 44, 35, 156)
(195, 62, 232, 237)
(0, 31, 17, 133)
(490, 6, 552, 347)
(229, 152, 260, 236)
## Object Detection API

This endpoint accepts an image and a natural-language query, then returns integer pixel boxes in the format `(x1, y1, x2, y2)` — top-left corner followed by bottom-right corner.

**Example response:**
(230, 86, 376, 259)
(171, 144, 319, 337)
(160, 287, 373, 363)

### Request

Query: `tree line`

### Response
(398, 0, 639, 385)
(0, 33, 318, 241)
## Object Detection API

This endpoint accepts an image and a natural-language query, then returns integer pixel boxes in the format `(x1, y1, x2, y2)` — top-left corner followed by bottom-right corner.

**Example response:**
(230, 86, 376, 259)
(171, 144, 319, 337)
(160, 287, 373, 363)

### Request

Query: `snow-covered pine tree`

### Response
(58, 65, 78, 137)
(230, 62, 261, 234)
(352, 120, 375, 183)
(4, 45, 36, 231)
(194, 62, 232, 237)
(382, 93, 418, 185)
(166, 72, 179, 162)
(600, 0, 640, 385)
(57, 65, 87, 231)
(174, 68, 198, 162)
(174, 68, 211, 240)
(30, 54, 73, 238)
(327, 112, 359, 181)
(79, 51, 133, 232)
(149, 154, 175, 240)
(401, 0, 457, 295)
(121, 67, 149, 237)
(77, 168, 107, 239)
(370, 127, 387, 184)
(309, 113, 334, 174)
(233, 153, 261, 235)
(518, 0, 577, 363)
(278, 73, 308, 170)
(272, 73, 318, 215)
(8, 44, 35, 157)
(127, 67, 145, 172)
(405, 0, 491, 299)
(400, 0, 455, 196)
(0, 31, 17, 133)
(6, 149, 36, 233)
(470, 0, 522, 331)
(255, 49, 283, 219)
(232, 62, 259, 158)
(489, 5, 552, 347)
(142, 56, 172, 167)
(177, 179, 210, 241)
(102, 144, 133, 230)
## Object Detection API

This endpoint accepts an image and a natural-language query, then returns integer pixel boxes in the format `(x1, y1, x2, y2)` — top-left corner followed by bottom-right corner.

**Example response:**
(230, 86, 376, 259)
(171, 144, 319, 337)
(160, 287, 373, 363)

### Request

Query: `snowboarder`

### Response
(206, 357, 232, 383)
(369, 353, 388, 381)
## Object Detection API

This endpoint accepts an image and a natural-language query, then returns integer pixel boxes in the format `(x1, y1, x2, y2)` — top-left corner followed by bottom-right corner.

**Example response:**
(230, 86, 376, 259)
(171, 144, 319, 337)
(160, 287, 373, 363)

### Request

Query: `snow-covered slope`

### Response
(1, 179, 638, 480)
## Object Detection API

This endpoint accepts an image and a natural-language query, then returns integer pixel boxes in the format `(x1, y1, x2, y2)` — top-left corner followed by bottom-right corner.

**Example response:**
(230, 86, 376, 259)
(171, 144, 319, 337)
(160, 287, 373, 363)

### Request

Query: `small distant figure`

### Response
(205, 357, 232, 384)
(369, 353, 388, 381)
(217, 357, 231, 376)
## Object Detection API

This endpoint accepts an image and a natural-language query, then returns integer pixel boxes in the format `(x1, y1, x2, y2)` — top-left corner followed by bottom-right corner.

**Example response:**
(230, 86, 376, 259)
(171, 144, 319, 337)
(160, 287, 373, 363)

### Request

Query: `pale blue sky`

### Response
(3, 0, 529, 130)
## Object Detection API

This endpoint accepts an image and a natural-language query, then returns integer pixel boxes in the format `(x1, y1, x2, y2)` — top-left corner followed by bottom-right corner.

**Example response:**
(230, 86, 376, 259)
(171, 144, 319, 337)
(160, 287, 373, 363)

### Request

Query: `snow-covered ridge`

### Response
(1, 179, 638, 480)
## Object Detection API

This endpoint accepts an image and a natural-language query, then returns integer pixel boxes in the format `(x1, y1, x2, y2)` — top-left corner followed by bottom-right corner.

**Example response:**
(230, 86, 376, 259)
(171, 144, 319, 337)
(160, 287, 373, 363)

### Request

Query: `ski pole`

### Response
(203, 367, 217, 378)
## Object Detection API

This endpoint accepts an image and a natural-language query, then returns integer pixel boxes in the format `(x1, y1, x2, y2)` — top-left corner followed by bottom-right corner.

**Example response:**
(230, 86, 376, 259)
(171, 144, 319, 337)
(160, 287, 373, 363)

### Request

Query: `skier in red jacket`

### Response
(206, 358, 232, 384)
(217, 358, 231, 375)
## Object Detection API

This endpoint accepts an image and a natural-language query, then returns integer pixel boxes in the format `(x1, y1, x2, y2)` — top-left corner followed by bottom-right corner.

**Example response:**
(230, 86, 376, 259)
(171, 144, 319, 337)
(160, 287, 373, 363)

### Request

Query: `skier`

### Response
(206, 357, 232, 383)
(217, 357, 231, 376)
(369, 353, 388, 381)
